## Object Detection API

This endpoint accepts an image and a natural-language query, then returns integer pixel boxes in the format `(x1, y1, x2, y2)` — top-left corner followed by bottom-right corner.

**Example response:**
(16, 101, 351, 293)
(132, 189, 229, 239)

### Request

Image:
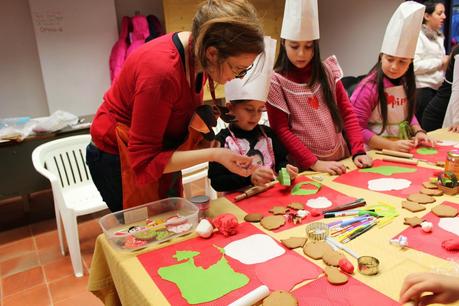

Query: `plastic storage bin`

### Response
(99, 197, 199, 251)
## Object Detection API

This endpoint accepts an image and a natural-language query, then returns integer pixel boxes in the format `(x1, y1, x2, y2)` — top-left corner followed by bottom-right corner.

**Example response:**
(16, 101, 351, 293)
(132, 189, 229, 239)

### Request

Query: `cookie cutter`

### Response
(357, 256, 380, 275)
(305, 222, 329, 241)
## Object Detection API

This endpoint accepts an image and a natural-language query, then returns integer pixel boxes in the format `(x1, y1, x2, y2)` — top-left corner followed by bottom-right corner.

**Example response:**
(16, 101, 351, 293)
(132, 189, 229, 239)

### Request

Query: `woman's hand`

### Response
(286, 164, 299, 180)
(250, 167, 275, 186)
(353, 154, 373, 168)
(448, 124, 459, 133)
(214, 148, 255, 177)
(310, 160, 347, 175)
(399, 272, 459, 305)
(390, 139, 415, 152)
(413, 132, 437, 147)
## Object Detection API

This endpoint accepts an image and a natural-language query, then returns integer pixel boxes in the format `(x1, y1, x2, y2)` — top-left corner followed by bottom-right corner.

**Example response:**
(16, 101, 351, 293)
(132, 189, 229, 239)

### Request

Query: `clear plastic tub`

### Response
(99, 197, 199, 251)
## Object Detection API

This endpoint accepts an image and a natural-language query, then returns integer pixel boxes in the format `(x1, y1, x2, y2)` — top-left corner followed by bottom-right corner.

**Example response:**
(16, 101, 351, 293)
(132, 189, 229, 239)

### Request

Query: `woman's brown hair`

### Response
(192, 0, 264, 73)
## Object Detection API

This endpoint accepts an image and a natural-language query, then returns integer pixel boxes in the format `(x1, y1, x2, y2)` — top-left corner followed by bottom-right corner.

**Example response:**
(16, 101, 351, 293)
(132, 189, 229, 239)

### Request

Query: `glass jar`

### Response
(445, 149, 459, 178)
(190, 195, 210, 220)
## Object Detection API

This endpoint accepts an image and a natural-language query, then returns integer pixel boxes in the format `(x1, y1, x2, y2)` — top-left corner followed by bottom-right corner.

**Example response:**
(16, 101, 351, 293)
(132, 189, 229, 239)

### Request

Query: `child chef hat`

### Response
(380, 1, 425, 58)
(280, 0, 319, 41)
(224, 36, 277, 102)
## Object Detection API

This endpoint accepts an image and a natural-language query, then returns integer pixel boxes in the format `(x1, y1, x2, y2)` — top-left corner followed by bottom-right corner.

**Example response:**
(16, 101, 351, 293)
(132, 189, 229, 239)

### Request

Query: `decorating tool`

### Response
(324, 209, 377, 218)
(322, 198, 366, 214)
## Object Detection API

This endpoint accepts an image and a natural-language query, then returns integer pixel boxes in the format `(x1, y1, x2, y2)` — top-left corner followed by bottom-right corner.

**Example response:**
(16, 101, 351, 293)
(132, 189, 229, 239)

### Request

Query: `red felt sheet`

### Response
(333, 160, 438, 198)
(293, 276, 399, 306)
(395, 201, 459, 260)
(137, 222, 321, 305)
(226, 176, 355, 232)
(411, 144, 455, 164)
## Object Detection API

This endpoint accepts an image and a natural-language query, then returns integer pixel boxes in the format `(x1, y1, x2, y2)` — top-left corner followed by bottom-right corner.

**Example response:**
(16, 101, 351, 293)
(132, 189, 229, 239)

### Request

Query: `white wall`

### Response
(319, 0, 404, 76)
(0, 0, 48, 118)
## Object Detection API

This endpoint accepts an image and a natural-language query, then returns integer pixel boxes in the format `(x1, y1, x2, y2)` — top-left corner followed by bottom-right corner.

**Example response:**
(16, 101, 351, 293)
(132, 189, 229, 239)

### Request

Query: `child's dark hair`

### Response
(274, 40, 344, 132)
(247, 149, 264, 164)
(423, 0, 445, 23)
(369, 54, 416, 134)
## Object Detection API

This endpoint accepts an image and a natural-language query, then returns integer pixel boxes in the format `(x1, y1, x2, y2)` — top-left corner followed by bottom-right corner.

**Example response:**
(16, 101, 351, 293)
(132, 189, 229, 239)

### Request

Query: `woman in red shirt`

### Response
(87, 0, 264, 211)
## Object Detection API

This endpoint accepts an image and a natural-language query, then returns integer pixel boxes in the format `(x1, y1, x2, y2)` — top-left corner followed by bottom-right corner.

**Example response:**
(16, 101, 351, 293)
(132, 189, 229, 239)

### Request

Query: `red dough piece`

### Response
(212, 213, 239, 237)
(442, 239, 459, 251)
(338, 257, 354, 274)
(310, 209, 321, 217)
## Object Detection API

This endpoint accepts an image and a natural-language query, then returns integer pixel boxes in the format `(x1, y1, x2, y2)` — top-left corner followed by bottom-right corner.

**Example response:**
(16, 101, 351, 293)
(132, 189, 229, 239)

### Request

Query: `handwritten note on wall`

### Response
(33, 9, 64, 33)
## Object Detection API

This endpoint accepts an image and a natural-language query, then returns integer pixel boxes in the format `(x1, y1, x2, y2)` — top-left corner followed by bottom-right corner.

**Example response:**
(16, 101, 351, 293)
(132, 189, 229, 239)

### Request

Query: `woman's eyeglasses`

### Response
(227, 61, 253, 79)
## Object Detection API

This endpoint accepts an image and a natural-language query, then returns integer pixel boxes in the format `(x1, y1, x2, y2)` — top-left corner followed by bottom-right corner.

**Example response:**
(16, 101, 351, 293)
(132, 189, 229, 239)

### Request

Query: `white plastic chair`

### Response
(182, 162, 217, 200)
(32, 134, 107, 277)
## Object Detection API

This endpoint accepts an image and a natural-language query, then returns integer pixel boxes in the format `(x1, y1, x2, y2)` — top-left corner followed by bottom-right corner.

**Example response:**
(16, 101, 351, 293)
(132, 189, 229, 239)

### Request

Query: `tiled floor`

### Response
(0, 179, 206, 305)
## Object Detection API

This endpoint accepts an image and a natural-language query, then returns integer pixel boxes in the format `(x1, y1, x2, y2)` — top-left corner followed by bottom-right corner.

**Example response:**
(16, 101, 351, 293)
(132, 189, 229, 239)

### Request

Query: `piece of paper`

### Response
(158, 248, 249, 304)
(255, 253, 322, 291)
(439, 217, 459, 236)
(291, 181, 321, 195)
(224, 234, 285, 265)
(438, 140, 459, 146)
(416, 147, 438, 155)
(307, 196, 333, 209)
(359, 165, 416, 176)
(368, 178, 411, 191)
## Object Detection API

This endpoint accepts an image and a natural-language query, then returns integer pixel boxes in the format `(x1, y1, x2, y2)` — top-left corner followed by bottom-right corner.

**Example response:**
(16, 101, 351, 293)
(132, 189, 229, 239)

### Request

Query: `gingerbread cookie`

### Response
(401, 201, 426, 213)
(420, 188, 443, 197)
(322, 250, 345, 267)
(244, 213, 264, 223)
(404, 216, 424, 227)
(269, 206, 289, 215)
(260, 215, 285, 230)
(422, 181, 438, 189)
(262, 290, 298, 306)
(324, 266, 348, 285)
(432, 204, 458, 218)
(303, 241, 333, 260)
(281, 237, 307, 249)
(288, 202, 304, 210)
(407, 193, 436, 204)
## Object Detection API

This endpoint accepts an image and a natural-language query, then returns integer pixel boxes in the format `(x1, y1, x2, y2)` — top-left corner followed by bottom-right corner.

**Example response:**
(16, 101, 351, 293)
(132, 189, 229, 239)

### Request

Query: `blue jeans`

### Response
(86, 143, 123, 212)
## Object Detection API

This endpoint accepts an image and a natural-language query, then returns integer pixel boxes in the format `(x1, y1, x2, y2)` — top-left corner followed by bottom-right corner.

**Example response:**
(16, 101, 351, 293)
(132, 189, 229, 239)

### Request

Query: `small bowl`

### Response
(358, 256, 380, 275)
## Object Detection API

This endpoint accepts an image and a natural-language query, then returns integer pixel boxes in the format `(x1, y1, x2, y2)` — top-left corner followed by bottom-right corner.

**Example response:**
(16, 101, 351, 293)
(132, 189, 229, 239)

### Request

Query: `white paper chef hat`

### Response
(224, 36, 277, 102)
(380, 1, 425, 58)
(280, 0, 319, 41)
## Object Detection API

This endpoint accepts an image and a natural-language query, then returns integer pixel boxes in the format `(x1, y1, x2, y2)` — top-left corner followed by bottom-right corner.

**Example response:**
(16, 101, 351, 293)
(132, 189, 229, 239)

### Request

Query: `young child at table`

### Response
(351, 1, 436, 153)
(208, 37, 298, 192)
(266, 0, 372, 176)
(400, 272, 459, 305)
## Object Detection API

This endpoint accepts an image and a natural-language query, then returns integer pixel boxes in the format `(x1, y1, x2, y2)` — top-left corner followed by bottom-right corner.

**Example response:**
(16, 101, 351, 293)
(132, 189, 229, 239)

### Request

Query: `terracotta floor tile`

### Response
(0, 238, 35, 263)
(2, 284, 50, 306)
(43, 257, 77, 282)
(0, 252, 40, 278)
(34, 231, 61, 251)
(54, 290, 103, 306)
(0, 226, 32, 247)
(2, 266, 44, 297)
(37, 245, 64, 266)
(48, 274, 89, 303)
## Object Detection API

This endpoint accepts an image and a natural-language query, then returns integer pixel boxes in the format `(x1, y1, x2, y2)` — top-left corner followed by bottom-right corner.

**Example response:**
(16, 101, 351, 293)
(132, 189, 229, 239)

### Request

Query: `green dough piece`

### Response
(158, 248, 249, 304)
(291, 181, 321, 195)
(416, 147, 438, 155)
(277, 167, 291, 186)
(132, 229, 157, 241)
(359, 166, 416, 176)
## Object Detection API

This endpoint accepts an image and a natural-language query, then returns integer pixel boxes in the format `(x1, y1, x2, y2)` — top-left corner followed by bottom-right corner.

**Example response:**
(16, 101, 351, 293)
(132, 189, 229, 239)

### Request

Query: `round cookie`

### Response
(322, 250, 345, 267)
(422, 181, 438, 189)
(324, 266, 348, 285)
(269, 206, 289, 215)
(244, 213, 264, 223)
(303, 241, 333, 260)
(432, 204, 459, 218)
(281, 237, 307, 249)
(420, 188, 443, 196)
(401, 201, 426, 213)
(288, 202, 304, 210)
(262, 290, 298, 306)
(407, 193, 436, 204)
(260, 215, 285, 230)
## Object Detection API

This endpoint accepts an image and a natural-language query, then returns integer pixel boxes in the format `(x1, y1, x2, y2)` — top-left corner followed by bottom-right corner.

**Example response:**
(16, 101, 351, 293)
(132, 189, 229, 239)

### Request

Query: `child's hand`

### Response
(311, 160, 346, 175)
(250, 167, 275, 186)
(399, 272, 459, 305)
(353, 154, 372, 168)
(390, 140, 415, 152)
(448, 124, 459, 133)
(286, 164, 299, 180)
(413, 132, 436, 147)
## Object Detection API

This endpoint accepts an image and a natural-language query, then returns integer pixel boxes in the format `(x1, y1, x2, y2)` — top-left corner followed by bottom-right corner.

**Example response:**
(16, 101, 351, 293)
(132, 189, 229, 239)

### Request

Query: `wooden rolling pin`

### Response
(234, 180, 277, 202)
(382, 156, 418, 165)
(376, 149, 414, 159)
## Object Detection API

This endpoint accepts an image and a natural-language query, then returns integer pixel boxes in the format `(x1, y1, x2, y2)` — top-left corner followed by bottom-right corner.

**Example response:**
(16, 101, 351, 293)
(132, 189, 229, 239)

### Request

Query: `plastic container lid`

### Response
(190, 195, 210, 204)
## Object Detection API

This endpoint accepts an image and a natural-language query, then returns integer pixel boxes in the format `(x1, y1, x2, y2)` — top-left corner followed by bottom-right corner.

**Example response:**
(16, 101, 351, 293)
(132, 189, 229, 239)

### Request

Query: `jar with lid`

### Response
(445, 149, 459, 178)
(190, 195, 210, 220)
